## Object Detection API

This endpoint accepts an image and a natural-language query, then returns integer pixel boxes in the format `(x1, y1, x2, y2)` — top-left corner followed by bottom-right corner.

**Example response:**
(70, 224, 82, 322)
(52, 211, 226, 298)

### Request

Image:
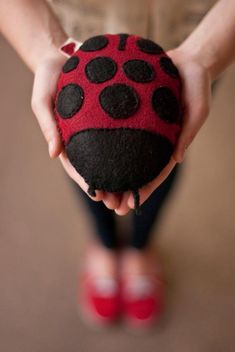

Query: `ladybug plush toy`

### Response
(54, 34, 182, 214)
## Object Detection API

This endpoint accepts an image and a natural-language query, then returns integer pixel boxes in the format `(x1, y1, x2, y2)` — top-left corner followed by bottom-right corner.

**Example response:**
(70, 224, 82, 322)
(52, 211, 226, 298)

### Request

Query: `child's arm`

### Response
(172, 0, 235, 164)
(117, 0, 235, 214)
(0, 0, 67, 72)
(179, 0, 235, 82)
(0, 0, 68, 161)
(0, 0, 105, 202)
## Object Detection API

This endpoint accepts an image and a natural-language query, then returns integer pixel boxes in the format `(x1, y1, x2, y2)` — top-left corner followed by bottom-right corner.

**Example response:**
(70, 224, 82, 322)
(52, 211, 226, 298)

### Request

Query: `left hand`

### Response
(106, 46, 212, 215)
(31, 51, 105, 202)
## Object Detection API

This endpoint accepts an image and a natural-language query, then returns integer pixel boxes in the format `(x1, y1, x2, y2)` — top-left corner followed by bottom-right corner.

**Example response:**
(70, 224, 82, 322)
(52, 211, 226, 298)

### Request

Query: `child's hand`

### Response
(112, 46, 212, 215)
(59, 150, 105, 201)
(168, 48, 212, 163)
(31, 53, 66, 158)
(31, 53, 105, 202)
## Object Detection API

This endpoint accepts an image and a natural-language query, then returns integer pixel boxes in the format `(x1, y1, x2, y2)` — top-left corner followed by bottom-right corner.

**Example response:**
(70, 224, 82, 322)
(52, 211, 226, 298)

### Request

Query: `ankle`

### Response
(120, 247, 161, 277)
(84, 241, 119, 278)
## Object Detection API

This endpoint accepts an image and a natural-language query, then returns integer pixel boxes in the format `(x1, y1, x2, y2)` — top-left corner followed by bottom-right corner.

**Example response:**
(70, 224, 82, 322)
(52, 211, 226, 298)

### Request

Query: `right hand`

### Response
(31, 52, 105, 202)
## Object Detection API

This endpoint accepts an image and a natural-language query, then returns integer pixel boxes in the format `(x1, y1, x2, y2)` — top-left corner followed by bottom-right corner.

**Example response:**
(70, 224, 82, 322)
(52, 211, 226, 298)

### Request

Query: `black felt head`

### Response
(66, 128, 173, 213)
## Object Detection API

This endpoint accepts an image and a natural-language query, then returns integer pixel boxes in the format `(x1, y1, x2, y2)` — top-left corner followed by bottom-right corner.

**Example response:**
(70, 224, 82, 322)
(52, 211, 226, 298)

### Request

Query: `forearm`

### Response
(0, 0, 68, 72)
(179, 0, 235, 80)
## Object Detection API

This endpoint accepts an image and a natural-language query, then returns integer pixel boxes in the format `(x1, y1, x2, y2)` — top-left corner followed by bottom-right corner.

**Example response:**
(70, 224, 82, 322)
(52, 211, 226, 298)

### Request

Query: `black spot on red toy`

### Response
(80, 35, 108, 52)
(137, 38, 163, 55)
(160, 56, 179, 79)
(62, 56, 79, 73)
(54, 34, 183, 214)
(85, 57, 117, 83)
(99, 83, 139, 118)
(56, 84, 84, 119)
(152, 87, 180, 124)
(123, 59, 155, 83)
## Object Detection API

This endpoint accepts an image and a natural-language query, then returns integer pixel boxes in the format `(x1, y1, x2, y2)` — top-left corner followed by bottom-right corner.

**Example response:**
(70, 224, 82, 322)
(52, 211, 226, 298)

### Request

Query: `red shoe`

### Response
(121, 274, 164, 330)
(79, 273, 121, 327)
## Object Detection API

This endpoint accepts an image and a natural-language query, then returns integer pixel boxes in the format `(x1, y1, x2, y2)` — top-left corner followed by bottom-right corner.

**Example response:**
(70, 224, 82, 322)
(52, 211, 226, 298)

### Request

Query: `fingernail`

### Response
(174, 152, 184, 164)
(127, 198, 134, 209)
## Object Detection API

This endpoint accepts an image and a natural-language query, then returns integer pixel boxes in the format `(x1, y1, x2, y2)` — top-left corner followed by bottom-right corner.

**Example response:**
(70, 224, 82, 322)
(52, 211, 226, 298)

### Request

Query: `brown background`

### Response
(0, 0, 235, 351)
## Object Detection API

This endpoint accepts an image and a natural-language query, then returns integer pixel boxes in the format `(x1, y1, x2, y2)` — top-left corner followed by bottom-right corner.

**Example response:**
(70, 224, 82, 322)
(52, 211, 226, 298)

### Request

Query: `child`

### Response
(1, 0, 234, 329)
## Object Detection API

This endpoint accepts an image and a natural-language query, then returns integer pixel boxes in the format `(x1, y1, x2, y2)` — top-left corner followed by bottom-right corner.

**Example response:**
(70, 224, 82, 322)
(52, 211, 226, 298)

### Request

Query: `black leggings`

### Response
(73, 165, 180, 250)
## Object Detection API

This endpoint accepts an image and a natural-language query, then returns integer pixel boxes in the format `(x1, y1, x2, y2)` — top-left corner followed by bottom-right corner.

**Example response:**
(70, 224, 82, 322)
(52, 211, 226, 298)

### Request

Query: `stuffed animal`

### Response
(54, 34, 182, 214)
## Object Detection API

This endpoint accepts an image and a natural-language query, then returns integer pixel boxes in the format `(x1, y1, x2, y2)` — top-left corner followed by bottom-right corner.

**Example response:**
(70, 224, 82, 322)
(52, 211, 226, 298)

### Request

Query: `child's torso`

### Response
(48, 0, 216, 49)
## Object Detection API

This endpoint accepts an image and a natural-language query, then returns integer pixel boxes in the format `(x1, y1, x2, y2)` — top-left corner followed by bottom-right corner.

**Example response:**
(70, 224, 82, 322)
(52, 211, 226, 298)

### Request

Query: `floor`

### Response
(0, 31, 235, 352)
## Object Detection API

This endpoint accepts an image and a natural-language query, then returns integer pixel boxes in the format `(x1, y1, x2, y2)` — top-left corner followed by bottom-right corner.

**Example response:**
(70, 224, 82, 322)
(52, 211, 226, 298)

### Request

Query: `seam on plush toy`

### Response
(66, 127, 173, 145)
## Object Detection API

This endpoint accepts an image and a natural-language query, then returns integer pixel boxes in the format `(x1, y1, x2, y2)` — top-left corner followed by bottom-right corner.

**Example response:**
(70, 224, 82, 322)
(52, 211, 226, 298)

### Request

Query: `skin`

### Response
(1, 0, 235, 214)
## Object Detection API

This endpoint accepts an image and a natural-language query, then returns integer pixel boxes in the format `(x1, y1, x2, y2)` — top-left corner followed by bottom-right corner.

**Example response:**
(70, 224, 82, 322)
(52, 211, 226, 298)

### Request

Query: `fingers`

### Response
(173, 102, 209, 163)
(172, 62, 211, 163)
(59, 151, 105, 202)
(103, 192, 122, 210)
(102, 191, 131, 216)
(31, 93, 63, 158)
(173, 118, 195, 163)
(114, 191, 131, 216)
(31, 63, 63, 159)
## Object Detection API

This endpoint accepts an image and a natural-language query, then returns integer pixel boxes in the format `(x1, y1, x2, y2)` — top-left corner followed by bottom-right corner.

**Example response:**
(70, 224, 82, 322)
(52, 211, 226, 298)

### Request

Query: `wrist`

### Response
(30, 32, 68, 73)
(177, 40, 218, 82)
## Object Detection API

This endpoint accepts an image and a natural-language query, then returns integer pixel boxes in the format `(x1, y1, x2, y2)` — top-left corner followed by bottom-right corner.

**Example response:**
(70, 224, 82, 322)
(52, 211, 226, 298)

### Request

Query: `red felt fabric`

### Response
(61, 42, 76, 56)
(54, 34, 182, 146)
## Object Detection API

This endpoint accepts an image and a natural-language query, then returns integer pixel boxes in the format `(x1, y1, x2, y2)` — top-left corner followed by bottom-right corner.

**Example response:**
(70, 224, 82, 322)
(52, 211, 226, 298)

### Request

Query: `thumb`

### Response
(173, 65, 211, 163)
(31, 64, 63, 158)
(173, 101, 210, 163)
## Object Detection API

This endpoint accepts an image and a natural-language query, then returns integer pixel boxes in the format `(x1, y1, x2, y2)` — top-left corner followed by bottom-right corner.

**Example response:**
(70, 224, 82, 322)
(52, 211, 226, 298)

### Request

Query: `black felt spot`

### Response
(118, 33, 129, 50)
(56, 84, 84, 119)
(160, 57, 179, 78)
(62, 56, 79, 73)
(99, 84, 139, 119)
(66, 128, 173, 200)
(137, 38, 163, 55)
(152, 87, 179, 124)
(85, 57, 117, 83)
(79, 35, 108, 52)
(123, 59, 155, 83)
